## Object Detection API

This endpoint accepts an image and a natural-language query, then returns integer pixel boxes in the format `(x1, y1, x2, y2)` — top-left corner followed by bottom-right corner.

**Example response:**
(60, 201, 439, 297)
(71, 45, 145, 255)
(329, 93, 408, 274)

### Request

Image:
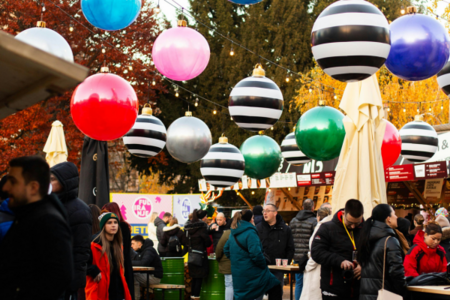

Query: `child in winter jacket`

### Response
(404, 223, 448, 277)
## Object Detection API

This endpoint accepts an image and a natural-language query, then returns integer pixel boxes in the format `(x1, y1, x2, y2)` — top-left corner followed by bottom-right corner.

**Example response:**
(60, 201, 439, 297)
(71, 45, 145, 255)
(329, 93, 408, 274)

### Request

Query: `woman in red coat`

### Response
(86, 212, 132, 300)
(404, 223, 448, 277)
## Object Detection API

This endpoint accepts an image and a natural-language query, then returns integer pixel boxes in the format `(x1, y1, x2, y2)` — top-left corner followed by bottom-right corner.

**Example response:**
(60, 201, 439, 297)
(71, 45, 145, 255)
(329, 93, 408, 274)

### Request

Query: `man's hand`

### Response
(211, 224, 218, 230)
(94, 273, 102, 282)
(353, 263, 361, 280)
(341, 260, 354, 270)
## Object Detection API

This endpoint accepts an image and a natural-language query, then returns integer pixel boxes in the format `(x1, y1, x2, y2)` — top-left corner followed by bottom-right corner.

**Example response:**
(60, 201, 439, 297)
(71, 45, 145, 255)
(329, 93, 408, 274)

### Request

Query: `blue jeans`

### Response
(295, 272, 304, 300)
(225, 274, 234, 300)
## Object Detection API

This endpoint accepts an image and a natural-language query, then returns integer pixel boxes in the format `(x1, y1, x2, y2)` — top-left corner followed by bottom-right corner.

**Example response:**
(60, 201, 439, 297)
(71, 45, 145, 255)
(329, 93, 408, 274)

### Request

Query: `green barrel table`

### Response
(154, 257, 185, 300)
(200, 258, 225, 300)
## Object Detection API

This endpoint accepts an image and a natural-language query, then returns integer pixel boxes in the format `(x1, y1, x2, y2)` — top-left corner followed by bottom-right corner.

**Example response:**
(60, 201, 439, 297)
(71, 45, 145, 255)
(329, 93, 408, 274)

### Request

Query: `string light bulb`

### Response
(285, 73, 290, 83)
(213, 109, 217, 115)
(429, 107, 432, 111)
(230, 45, 234, 56)
(403, 108, 406, 113)
(175, 92, 179, 97)
(309, 89, 312, 93)
(334, 94, 337, 100)
(271, 127, 273, 130)
(128, 65, 133, 71)
(155, 5, 160, 13)
(102, 47, 106, 54)
(152, 80, 156, 86)
(195, 100, 198, 107)
(401, 6, 405, 14)
(251, 191, 255, 195)
(387, 107, 390, 112)
(69, 23, 74, 32)
(230, 117, 233, 121)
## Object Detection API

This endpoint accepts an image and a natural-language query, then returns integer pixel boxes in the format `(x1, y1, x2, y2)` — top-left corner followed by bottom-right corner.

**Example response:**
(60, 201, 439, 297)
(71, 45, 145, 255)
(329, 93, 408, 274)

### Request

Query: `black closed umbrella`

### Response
(78, 136, 110, 207)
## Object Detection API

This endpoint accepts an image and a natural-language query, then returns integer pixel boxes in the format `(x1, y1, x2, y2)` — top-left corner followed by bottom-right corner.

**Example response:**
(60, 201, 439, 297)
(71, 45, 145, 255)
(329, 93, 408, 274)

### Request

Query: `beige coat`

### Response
(300, 214, 333, 300)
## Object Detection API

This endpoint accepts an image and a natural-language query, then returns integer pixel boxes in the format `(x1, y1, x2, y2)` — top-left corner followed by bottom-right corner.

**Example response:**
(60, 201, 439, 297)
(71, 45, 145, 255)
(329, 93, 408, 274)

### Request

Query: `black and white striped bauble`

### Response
(281, 132, 310, 165)
(399, 118, 438, 162)
(437, 59, 450, 97)
(229, 65, 283, 132)
(123, 107, 167, 158)
(311, 0, 390, 82)
(200, 137, 245, 188)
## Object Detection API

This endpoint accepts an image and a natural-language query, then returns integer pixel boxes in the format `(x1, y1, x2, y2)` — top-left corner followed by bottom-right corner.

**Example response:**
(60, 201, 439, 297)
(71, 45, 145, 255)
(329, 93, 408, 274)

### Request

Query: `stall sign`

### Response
(385, 165, 415, 182)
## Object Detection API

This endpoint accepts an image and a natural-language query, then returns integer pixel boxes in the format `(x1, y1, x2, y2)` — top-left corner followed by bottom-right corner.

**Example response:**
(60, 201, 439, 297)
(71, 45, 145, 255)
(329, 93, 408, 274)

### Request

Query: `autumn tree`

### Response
(0, 0, 169, 184)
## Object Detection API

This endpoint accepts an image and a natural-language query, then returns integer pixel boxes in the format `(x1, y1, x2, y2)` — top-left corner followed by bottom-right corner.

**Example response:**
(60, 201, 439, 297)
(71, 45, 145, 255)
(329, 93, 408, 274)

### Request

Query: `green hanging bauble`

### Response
(295, 101, 345, 161)
(240, 135, 282, 179)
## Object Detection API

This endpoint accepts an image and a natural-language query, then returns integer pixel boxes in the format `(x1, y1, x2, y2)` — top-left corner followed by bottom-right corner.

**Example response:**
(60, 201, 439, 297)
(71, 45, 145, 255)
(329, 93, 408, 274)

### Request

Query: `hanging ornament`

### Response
(81, 0, 141, 31)
(200, 135, 245, 188)
(123, 105, 167, 158)
(228, 0, 262, 4)
(381, 120, 401, 169)
(281, 132, 310, 166)
(229, 64, 283, 131)
(15, 21, 74, 62)
(295, 101, 345, 161)
(399, 115, 438, 162)
(240, 134, 282, 179)
(311, 0, 390, 82)
(152, 20, 210, 81)
(386, 6, 450, 81)
(71, 73, 138, 141)
(166, 111, 212, 163)
(437, 58, 450, 97)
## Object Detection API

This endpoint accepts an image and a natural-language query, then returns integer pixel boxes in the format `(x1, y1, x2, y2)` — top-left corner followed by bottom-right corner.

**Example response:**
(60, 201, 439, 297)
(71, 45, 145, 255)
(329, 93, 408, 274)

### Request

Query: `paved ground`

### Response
(283, 285, 293, 300)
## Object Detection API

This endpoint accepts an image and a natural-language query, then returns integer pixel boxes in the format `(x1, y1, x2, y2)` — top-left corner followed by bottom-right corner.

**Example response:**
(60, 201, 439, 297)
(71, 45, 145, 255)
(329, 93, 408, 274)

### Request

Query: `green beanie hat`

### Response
(99, 212, 120, 230)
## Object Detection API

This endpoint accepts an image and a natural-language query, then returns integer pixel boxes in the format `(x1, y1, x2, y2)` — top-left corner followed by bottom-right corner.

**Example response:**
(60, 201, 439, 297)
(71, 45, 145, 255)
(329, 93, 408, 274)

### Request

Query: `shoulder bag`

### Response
(377, 236, 403, 300)
(187, 230, 204, 267)
(233, 234, 271, 265)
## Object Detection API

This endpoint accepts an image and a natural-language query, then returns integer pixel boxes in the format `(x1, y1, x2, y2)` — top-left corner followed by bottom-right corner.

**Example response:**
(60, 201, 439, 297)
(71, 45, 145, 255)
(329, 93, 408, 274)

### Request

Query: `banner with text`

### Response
(172, 194, 203, 227)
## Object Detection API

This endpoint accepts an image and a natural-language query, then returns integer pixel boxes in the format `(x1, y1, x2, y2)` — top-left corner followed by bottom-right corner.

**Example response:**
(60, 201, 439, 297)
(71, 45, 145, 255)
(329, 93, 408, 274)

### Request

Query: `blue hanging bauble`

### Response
(228, 0, 262, 4)
(81, 0, 141, 31)
(386, 10, 450, 81)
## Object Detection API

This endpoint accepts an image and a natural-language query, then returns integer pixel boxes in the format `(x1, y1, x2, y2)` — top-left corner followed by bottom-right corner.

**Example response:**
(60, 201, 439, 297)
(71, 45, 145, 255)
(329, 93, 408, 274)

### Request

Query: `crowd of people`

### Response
(0, 155, 449, 300)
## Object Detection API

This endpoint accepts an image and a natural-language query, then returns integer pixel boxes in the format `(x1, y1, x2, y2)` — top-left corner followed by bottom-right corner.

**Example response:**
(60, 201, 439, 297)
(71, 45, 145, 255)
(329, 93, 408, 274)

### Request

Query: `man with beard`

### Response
(311, 199, 364, 300)
(0, 156, 73, 300)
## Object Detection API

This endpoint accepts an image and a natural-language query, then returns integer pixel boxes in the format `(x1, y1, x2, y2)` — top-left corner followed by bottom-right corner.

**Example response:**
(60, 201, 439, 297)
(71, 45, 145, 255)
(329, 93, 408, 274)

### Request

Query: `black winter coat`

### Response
(120, 221, 135, 300)
(0, 194, 74, 300)
(131, 238, 164, 278)
(51, 162, 93, 292)
(160, 224, 189, 257)
(289, 210, 317, 264)
(311, 210, 362, 299)
(185, 220, 212, 278)
(207, 219, 230, 250)
(254, 215, 263, 226)
(256, 214, 295, 265)
(440, 227, 450, 263)
(360, 221, 406, 300)
(155, 217, 168, 254)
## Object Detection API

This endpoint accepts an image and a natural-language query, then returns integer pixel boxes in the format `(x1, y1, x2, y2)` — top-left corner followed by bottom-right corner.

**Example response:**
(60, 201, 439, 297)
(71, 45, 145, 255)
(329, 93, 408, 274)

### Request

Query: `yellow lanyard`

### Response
(343, 217, 356, 250)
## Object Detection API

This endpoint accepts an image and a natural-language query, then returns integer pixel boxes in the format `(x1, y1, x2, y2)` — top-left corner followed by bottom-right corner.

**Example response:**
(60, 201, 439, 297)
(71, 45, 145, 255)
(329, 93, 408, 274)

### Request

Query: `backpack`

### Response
(168, 235, 181, 253)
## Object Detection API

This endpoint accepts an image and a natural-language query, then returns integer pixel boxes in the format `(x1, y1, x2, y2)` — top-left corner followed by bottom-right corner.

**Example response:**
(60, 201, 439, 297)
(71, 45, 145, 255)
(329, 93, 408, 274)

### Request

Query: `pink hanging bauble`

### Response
(71, 73, 138, 141)
(152, 20, 210, 81)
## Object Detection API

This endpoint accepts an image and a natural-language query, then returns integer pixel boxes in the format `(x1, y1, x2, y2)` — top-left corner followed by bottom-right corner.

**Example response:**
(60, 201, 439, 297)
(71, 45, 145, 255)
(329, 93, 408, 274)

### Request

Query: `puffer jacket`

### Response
(224, 221, 280, 300)
(256, 214, 295, 264)
(155, 217, 167, 254)
(404, 239, 448, 277)
(289, 210, 317, 264)
(440, 227, 450, 263)
(160, 224, 188, 257)
(359, 221, 406, 300)
(185, 220, 212, 278)
(51, 162, 93, 292)
(130, 239, 163, 278)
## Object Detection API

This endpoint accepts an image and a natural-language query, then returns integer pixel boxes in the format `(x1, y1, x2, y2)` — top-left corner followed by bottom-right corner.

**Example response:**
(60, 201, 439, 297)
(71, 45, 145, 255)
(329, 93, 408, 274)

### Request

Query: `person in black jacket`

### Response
(207, 212, 230, 250)
(289, 198, 317, 300)
(357, 204, 406, 300)
(131, 235, 163, 299)
(311, 199, 364, 300)
(185, 209, 212, 300)
(160, 217, 188, 257)
(103, 202, 135, 300)
(51, 161, 93, 300)
(253, 205, 263, 226)
(0, 156, 73, 300)
(155, 212, 172, 256)
(256, 203, 295, 300)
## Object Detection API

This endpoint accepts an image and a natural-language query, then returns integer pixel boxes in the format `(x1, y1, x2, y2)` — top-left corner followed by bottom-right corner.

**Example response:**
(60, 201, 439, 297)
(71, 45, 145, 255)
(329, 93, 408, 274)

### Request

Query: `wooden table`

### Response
(268, 265, 301, 300)
(133, 266, 155, 300)
(407, 286, 450, 300)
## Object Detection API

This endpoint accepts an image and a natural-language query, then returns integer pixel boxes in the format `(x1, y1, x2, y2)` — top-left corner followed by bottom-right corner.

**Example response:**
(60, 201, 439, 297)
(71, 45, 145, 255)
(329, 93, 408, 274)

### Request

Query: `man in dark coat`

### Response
(311, 199, 364, 300)
(253, 205, 263, 226)
(131, 235, 163, 300)
(256, 203, 295, 299)
(289, 198, 317, 299)
(155, 212, 172, 255)
(207, 212, 230, 250)
(0, 156, 73, 300)
(51, 161, 93, 300)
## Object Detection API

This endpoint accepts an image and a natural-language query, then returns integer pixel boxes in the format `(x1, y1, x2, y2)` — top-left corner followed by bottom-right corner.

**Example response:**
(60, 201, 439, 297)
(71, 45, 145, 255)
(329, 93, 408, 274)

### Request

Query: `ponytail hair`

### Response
(231, 211, 242, 229)
(191, 209, 200, 223)
(357, 204, 393, 267)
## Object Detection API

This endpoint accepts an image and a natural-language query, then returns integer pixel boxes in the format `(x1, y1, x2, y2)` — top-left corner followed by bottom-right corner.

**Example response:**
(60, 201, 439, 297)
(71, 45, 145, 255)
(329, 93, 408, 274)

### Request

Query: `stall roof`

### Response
(0, 30, 88, 120)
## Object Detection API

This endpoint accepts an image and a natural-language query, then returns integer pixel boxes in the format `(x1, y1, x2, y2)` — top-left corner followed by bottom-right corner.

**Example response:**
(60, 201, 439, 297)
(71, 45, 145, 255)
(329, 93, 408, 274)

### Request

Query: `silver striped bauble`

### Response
(123, 107, 167, 158)
(399, 116, 438, 162)
(311, 0, 390, 82)
(281, 132, 310, 165)
(437, 59, 450, 97)
(200, 136, 245, 188)
(229, 65, 283, 132)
